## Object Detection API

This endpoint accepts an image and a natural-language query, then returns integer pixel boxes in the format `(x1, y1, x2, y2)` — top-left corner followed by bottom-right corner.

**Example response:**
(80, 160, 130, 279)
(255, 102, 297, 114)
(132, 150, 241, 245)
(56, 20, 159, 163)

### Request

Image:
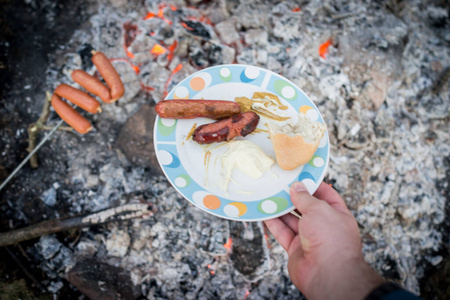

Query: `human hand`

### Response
(264, 182, 385, 300)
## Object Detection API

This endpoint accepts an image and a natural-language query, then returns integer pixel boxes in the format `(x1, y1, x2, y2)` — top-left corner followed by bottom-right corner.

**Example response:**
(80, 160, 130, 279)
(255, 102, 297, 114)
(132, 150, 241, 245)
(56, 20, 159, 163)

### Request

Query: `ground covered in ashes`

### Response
(0, 0, 449, 299)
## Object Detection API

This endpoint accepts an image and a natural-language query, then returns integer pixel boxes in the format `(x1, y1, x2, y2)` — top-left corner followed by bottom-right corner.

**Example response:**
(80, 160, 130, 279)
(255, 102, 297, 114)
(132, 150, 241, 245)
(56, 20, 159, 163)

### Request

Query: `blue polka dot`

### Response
(298, 172, 315, 182)
(166, 152, 180, 168)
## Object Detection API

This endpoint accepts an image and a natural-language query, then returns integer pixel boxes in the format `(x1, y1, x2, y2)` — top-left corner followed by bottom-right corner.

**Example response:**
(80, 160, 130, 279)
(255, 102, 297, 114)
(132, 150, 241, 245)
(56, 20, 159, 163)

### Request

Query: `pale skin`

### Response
(264, 182, 385, 300)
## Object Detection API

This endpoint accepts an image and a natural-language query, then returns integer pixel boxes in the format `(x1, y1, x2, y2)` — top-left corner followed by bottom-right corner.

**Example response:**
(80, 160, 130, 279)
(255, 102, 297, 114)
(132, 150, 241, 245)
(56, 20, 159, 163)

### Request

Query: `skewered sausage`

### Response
(51, 94, 92, 134)
(55, 84, 101, 114)
(91, 51, 124, 101)
(193, 111, 260, 144)
(71, 69, 112, 103)
(156, 100, 241, 120)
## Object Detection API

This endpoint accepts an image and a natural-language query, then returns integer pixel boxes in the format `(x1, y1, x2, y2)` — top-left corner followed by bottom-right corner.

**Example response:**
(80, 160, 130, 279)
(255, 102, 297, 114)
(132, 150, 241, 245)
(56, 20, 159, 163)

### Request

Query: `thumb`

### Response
(290, 181, 323, 214)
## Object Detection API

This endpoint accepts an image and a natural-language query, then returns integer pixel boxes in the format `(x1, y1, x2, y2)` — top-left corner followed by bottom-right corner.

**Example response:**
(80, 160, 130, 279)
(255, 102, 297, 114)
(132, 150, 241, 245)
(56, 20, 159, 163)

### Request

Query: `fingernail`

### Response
(291, 182, 307, 192)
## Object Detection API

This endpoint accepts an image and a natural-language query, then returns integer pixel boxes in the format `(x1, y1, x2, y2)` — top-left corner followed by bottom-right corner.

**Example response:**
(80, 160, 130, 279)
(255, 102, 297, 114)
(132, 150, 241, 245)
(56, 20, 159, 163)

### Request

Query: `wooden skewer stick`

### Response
(290, 210, 302, 219)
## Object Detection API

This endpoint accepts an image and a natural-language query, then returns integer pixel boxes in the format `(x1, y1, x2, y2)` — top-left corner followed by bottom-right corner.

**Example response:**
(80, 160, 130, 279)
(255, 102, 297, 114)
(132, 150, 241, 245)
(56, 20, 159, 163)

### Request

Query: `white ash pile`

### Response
(5, 0, 448, 298)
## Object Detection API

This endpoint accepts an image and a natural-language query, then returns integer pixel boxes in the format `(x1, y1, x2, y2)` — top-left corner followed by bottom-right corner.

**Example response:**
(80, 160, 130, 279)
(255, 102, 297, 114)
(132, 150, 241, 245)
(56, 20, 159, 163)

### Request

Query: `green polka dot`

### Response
(175, 174, 191, 188)
(274, 80, 297, 101)
(219, 67, 232, 82)
(158, 118, 177, 136)
(308, 156, 325, 168)
(257, 197, 289, 214)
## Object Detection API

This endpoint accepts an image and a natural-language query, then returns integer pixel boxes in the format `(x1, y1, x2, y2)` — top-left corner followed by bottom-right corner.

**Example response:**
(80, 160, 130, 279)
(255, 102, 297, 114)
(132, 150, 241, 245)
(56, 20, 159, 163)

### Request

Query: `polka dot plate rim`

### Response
(154, 64, 330, 222)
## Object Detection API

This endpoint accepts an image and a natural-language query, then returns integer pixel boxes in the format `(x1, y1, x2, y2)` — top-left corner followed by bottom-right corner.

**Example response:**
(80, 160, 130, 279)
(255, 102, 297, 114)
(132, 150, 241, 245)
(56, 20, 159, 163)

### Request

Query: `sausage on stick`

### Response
(71, 69, 112, 103)
(55, 84, 101, 114)
(51, 94, 93, 134)
(91, 51, 124, 102)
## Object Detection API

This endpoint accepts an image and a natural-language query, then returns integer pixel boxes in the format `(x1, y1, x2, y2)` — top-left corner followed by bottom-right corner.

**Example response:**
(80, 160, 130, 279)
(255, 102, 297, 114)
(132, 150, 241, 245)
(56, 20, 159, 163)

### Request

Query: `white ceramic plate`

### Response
(154, 64, 329, 221)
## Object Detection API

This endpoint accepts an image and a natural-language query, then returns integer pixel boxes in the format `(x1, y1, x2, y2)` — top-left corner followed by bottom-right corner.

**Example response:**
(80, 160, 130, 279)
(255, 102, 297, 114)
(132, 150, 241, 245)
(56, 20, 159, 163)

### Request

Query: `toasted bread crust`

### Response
(269, 132, 320, 170)
(268, 114, 326, 170)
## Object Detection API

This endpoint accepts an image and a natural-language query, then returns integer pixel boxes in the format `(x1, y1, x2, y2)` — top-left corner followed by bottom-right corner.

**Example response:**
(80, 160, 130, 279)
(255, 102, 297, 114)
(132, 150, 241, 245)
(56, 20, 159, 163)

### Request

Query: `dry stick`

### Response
(0, 203, 152, 247)
(27, 91, 73, 168)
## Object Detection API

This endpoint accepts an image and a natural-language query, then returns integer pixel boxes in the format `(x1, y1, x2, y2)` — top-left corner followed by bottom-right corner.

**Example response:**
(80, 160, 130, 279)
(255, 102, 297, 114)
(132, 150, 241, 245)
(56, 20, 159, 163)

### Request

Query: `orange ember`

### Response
(167, 40, 178, 63)
(143, 6, 173, 24)
(207, 264, 215, 275)
(110, 58, 140, 74)
(151, 44, 168, 55)
(170, 5, 177, 11)
(164, 63, 183, 96)
(319, 38, 333, 59)
(223, 237, 233, 250)
(143, 12, 155, 20)
(243, 290, 250, 299)
(140, 83, 155, 92)
(292, 7, 301, 12)
(157, 8, 164, 18)
(173, 63, 183, 73)
(131, 64, 140, 74)
(124, 45, 135, 59)
(181, 22, 193, 31)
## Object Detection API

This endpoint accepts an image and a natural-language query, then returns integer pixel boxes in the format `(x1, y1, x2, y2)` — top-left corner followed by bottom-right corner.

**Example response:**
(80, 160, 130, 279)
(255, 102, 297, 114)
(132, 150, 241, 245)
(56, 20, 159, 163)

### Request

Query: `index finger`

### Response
(313, 182, 349, 214)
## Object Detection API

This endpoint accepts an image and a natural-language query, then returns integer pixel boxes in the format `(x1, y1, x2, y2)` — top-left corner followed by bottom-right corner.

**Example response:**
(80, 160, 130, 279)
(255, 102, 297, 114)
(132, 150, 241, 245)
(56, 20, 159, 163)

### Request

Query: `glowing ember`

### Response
(164, 63, 183, 96)
(319, 38, 333, 59)
(143, 12, 155, 20)
(110, 58, 140, 74)
(181, 22, 193, 31)
(167, 40, 178, 63)
(143, 5, 173, 25)
(242, 290, 250, 299)
(140, 83, 154, 92)
(150, 44, 168, 55)
(223, 237, 233, 250)
(156, 8, 164, 18)
(169, 5, 177, 11)
(207, 264, 215, 275)
(124, 45, 135, 59)
(292, 7, 301, 12)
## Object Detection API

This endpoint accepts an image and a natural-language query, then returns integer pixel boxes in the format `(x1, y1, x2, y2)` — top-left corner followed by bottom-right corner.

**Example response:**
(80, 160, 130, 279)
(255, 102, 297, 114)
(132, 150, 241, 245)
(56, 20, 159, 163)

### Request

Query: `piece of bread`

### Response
(268, 113, 326, 170)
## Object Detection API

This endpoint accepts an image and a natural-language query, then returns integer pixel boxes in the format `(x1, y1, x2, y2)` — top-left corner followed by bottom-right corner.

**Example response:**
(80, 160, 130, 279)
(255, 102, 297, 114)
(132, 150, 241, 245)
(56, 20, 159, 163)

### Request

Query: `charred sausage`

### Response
(51, 94, 92, 134)
(71, 69, 112, 103)
(193, 111, 260, 144)
(156, 100, 241, 120)
(91, 51, 124, 101)
(55, 84, 101, 114)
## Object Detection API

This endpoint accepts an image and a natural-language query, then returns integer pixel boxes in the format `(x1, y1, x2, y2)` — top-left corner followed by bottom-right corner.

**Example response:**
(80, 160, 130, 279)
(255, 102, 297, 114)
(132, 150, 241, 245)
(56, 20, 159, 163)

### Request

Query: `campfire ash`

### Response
(0, 0, 448, 299)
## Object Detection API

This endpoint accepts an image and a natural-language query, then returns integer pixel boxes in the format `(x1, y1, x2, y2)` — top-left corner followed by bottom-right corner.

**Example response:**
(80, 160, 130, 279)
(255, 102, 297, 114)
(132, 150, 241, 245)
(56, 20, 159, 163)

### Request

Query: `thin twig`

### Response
(0, 203, 152, 247)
